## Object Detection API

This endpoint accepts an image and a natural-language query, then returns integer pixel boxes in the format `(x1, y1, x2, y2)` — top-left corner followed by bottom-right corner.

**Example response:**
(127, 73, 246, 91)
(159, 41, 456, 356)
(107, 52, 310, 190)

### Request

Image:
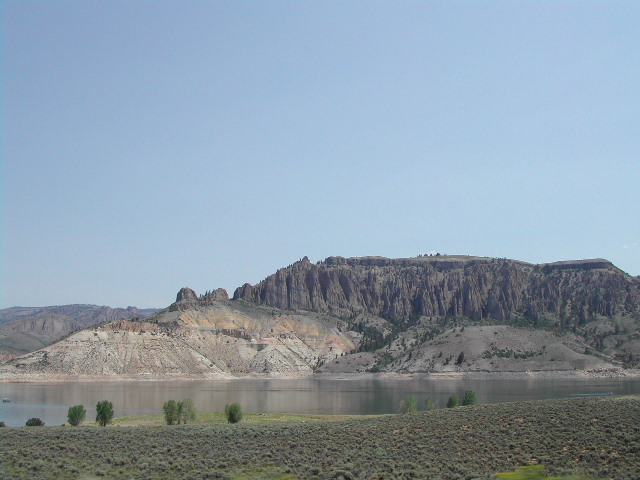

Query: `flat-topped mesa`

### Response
(324, 255, 503, 270)
(538, 258, 614, 271)
(233, 255, 639, 324)
(324, 256, 614, 271)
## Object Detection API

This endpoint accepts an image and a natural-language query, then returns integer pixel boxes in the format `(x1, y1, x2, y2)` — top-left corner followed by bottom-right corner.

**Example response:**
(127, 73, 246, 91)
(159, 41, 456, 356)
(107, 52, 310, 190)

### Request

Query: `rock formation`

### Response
(234, 256, 639, 326)
(3, 255, 639, 378)
(233, 255, 640, 371)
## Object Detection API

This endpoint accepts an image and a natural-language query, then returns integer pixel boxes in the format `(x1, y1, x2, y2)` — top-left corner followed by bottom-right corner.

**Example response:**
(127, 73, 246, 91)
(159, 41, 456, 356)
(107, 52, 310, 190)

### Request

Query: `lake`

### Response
(1, 376, 639, 427)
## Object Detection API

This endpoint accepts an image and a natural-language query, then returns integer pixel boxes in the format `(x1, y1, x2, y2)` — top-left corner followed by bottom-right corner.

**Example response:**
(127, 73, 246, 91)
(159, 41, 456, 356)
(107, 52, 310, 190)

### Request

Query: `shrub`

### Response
(446, 395, 460, 408)
(399, 395, 418, 414)
(0, 421, 6, 427)
(225, 402, 243, 423)
(424, 397, 437, 411)
(26, 417, 44, 426)
(462, 390, 478, 406)
(96, 400, 114, 427)
(67, 405, 86, 426)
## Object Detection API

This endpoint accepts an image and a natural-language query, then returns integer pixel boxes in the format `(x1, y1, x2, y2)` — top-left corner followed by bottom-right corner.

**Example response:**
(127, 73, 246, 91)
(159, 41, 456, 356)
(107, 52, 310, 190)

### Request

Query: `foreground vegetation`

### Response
(1, 396, 639, 479)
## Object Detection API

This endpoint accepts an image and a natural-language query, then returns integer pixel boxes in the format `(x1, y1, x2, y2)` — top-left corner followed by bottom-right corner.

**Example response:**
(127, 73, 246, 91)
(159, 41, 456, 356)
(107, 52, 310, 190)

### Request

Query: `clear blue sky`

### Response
(2, 1, 639, 309)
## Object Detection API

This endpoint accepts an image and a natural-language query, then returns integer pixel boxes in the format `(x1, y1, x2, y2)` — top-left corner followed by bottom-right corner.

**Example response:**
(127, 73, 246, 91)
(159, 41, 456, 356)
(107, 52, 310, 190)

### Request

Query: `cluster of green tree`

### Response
(162, 399, 196, 425)
(354, 324, 390, 352)
(29, 402, 105, 427)
(370, 352, 394, 372)
(483, 346, 542, 359)
(398, 395, 418, 414)
(96, 400, 114, 426)
(424, 397, 437, 411)
(67, 405, 86, 426)
(16, 400, 243, 428)
(224, 403, 243, 423)
(447, 390, 477, 408)
(399, 391, 478, 414)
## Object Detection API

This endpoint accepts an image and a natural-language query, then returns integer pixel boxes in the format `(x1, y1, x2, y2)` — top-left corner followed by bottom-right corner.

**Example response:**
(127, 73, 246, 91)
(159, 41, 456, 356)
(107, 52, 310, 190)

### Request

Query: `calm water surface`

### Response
(1, 377, 639, 427)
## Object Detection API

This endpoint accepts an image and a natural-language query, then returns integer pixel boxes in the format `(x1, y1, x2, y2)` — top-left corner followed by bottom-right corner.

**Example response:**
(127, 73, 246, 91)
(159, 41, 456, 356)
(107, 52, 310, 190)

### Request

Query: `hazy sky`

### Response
(2, 1, 639, 309)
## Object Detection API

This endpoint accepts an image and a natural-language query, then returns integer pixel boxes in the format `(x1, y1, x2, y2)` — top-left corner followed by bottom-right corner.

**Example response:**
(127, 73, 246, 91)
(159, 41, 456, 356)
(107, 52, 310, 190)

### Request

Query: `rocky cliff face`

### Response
(233, 255, 640, 370)
(234, 256, 640, 325)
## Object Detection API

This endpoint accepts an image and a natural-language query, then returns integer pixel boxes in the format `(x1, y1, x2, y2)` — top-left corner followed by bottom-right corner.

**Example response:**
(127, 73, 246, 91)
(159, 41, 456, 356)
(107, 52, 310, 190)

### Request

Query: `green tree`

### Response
(462, 390, 478, 406)
(424, 397, 437, 411)
(67, 405, 86, 426)
(399, 395, 418, 414)
(96, 400, 114, 427)
(178, 398, 196, 424)
(163, 400, 179, 425)
(26, 417, 44, 426)
(225, 402, 243, 423)
(446, 395, 460, 408)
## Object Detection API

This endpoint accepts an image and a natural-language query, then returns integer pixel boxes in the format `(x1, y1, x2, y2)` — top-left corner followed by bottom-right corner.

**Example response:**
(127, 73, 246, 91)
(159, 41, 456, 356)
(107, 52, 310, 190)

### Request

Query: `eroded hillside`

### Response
(0, 305, 158, 362)
(0, 290, 355, 378)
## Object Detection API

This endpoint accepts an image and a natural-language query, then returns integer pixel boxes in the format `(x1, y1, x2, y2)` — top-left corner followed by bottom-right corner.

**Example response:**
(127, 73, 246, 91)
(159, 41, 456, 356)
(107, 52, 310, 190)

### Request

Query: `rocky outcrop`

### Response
(172, 288, 229, 311)
(233, 256, 640, 325)
(176, 287, 198, 303)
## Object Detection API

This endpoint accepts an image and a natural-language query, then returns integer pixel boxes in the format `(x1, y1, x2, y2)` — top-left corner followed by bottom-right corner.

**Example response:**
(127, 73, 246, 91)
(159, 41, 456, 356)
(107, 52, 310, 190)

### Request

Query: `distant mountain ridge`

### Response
(2, 255, 639, 378)
(0, 304, 159, 361)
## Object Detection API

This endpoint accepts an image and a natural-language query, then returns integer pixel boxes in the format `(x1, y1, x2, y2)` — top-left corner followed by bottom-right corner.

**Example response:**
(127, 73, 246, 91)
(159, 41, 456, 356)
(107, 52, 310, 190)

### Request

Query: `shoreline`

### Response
(2, 368, 639, 383)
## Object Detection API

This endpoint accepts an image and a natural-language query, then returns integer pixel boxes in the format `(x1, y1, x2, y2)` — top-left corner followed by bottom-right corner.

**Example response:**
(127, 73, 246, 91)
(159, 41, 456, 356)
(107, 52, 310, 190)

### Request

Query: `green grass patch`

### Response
(228, 465, 297, 479)
(112, 411, 374, 426)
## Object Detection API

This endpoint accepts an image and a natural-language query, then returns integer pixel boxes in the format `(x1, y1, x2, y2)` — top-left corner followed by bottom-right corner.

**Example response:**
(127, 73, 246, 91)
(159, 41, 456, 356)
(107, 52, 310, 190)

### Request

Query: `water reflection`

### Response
(1, 377, 638, 426)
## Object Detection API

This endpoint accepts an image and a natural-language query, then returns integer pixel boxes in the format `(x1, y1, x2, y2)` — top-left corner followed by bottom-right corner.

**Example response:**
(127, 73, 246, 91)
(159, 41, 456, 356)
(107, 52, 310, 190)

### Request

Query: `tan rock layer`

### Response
(1, 302, 356, 377)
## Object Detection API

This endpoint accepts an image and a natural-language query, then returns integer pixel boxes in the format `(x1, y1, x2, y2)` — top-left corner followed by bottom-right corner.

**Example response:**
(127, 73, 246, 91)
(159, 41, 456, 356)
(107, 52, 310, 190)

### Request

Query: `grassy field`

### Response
(112, 411, 373, 426)
(1, 396, 639, 480)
